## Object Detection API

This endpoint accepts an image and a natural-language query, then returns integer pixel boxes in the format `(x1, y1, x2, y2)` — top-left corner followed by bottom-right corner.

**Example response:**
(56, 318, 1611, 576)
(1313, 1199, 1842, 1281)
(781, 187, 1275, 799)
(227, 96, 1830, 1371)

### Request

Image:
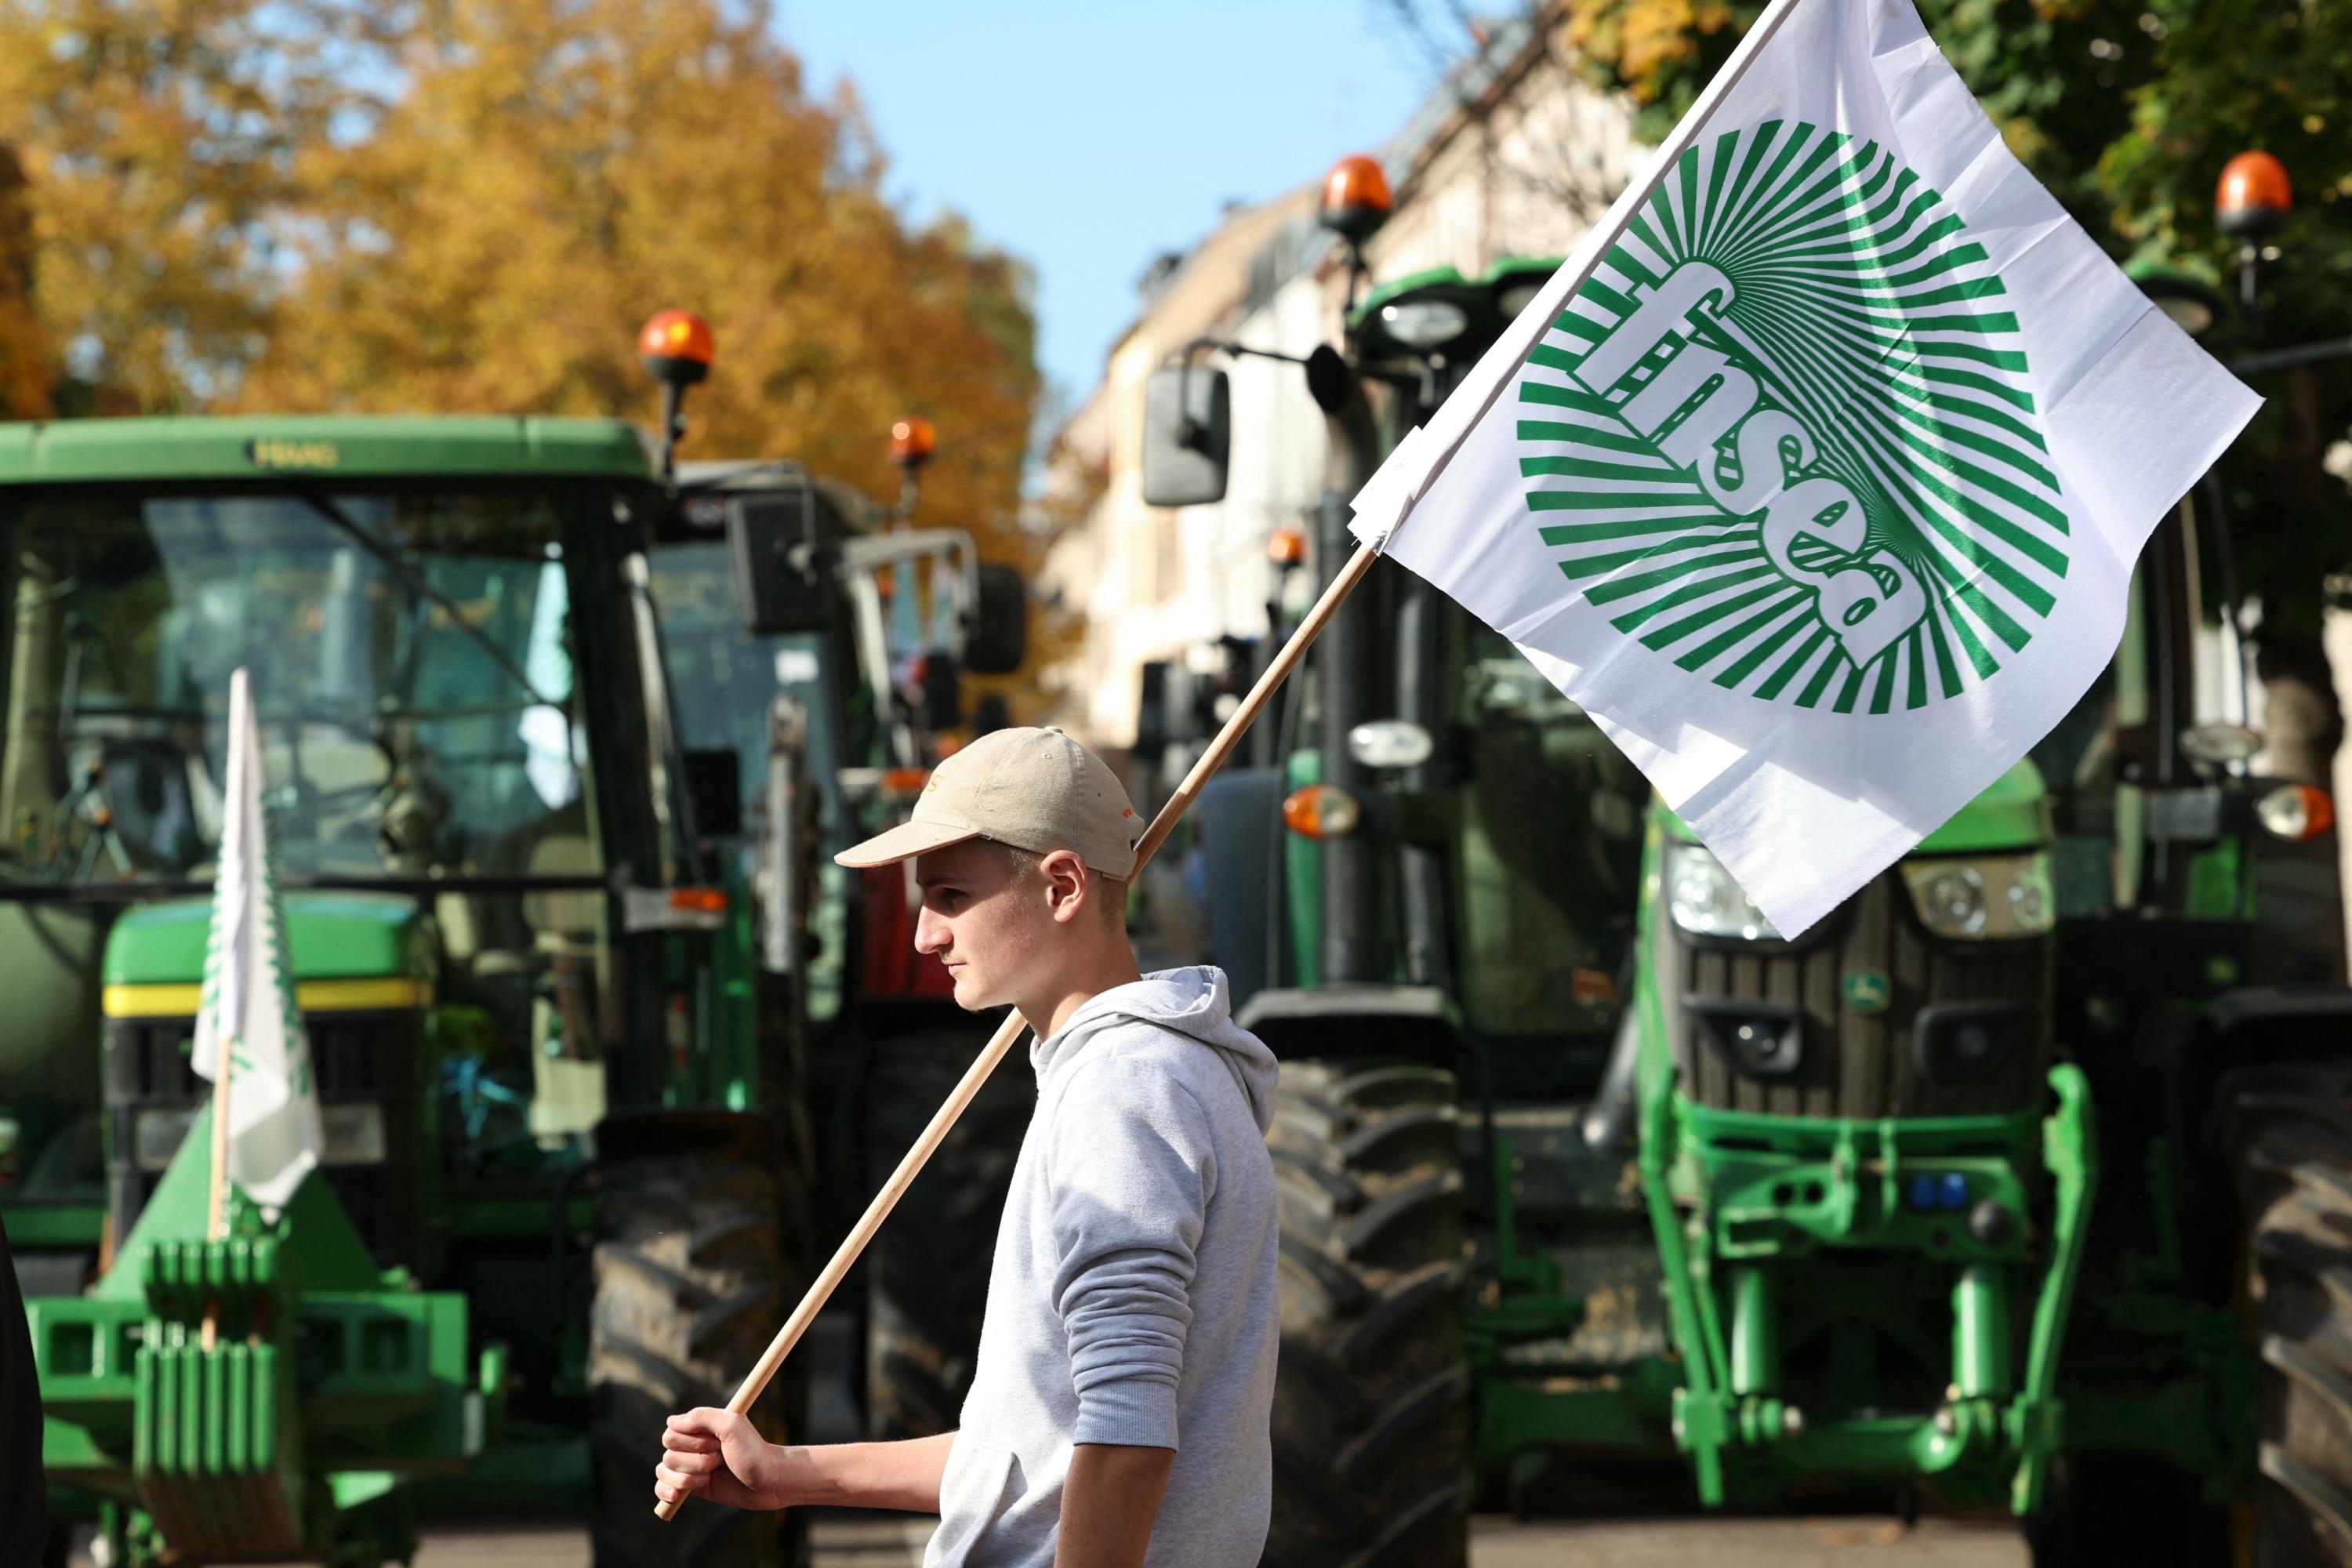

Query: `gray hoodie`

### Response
(924, 967, 1279, 1568)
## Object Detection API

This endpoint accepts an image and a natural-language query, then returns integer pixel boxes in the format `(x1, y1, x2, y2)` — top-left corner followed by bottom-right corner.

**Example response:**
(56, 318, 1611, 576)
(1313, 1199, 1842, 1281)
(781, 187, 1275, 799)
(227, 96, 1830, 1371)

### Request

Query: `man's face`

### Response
(913, 840, 1052, 1011)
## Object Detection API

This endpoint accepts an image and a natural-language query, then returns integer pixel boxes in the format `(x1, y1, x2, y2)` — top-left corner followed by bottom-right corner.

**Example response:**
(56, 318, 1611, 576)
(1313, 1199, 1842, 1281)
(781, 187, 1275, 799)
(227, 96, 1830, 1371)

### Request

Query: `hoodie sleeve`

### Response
(1045, 1052, 1218, 1451)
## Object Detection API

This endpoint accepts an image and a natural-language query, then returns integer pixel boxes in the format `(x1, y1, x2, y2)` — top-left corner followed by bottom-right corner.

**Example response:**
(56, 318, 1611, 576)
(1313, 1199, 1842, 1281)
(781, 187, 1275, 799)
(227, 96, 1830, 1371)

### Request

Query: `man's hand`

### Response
(655, 1408, 790, 1511)
(655, 1420, 957, 1515)
(1055, 1443, 1174, 1568)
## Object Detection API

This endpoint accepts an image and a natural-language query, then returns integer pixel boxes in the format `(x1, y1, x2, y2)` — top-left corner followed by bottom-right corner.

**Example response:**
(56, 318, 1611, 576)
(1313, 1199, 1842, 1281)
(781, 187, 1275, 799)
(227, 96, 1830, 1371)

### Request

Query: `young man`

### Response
(655, 727, 1280, 1568)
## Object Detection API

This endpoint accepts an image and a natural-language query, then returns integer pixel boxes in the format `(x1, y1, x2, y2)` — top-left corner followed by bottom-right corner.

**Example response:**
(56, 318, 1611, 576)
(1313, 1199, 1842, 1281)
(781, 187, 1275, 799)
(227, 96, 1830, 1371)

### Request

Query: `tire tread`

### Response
(1267, 1058, 1469, 1568)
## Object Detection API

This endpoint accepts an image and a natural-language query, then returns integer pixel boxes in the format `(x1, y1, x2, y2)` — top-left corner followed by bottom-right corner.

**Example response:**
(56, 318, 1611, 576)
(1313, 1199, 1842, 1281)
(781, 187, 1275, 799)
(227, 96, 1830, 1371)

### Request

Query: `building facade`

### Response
(1041, 9, 1640, 748)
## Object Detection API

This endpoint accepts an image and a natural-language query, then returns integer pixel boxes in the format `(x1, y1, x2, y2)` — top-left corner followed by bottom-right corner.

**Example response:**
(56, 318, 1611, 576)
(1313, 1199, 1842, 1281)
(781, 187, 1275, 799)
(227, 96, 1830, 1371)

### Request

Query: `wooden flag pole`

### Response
(200, 1029, 234, 1352)
(654, 541, 1381, 1522)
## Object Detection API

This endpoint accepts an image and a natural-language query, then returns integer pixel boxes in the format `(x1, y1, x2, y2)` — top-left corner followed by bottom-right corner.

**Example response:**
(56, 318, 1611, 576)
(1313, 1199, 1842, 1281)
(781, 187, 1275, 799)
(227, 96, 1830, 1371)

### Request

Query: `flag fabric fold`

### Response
(1350, 0, 2259, 936)
(190, 667, 323, 1218)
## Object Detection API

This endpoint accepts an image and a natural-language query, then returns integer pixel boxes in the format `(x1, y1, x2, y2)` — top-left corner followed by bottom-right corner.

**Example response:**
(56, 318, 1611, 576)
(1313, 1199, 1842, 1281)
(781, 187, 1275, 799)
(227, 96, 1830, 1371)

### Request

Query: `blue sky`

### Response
(777, 2, 1448, 415)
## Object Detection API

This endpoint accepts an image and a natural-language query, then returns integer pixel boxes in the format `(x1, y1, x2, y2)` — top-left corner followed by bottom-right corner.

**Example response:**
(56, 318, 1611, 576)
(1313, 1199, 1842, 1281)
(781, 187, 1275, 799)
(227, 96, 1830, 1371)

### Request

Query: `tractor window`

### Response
(645, 539, 843, 837)
(1450, 621, 1646, 1039)
(0, 488, 596, 884)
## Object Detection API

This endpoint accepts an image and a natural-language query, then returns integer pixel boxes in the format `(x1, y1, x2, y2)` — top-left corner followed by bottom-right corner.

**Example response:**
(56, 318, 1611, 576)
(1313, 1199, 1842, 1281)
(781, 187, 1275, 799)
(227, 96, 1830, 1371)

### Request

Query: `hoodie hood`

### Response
(1033, 966, 1276, 1134)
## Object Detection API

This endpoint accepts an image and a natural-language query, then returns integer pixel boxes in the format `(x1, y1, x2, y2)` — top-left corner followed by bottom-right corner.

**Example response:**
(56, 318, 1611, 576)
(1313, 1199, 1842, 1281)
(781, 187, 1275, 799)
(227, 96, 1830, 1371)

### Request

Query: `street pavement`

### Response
(401, 1512, 2029, 1566)
(387, 1318, 2027, 1565)
(64, 1319, 2027, 1566)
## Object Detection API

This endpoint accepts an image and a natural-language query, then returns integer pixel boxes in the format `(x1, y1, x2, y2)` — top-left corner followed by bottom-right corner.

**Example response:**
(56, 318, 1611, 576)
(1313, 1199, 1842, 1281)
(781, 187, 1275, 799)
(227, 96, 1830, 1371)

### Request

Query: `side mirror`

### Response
(1304, 344, 1354, 415)
(1142, 365, 1229, 506)
(727, 489, 832, 634)
(681, 746, 742, 839)
(964, 563, 1028, 674)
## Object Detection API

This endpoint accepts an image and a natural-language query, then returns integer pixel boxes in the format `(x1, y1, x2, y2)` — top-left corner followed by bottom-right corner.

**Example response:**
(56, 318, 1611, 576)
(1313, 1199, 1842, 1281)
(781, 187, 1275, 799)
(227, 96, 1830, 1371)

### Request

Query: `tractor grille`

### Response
(104, 1008, 424, 1265)
(1657, 870, 2053, 1120)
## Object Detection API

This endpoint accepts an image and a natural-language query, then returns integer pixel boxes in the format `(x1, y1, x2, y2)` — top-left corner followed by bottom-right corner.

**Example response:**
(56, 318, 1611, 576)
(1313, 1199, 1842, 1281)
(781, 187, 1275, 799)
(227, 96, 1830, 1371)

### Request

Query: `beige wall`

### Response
(1038, 188, 1317, 743)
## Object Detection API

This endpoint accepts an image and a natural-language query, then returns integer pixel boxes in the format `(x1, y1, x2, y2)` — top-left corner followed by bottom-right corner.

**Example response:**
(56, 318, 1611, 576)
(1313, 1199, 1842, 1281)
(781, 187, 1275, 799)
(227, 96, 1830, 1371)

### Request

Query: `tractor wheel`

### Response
(1263, 1059, 1471, 1568)
(864, 1026, 1034, 1439)
(589, 1116, 809, 1568)
(2234, 1065, 2352, 1566)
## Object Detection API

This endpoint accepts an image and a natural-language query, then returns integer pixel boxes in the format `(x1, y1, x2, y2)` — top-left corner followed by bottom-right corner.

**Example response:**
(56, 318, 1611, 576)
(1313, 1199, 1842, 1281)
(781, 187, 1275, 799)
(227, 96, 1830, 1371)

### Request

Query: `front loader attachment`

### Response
(30, 1104, 503, 1566)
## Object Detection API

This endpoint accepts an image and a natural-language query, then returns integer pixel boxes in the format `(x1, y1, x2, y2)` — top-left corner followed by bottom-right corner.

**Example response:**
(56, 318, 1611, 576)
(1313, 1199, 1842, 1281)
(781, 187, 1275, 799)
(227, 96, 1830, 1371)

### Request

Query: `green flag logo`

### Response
(1519, 119, 2070, 715)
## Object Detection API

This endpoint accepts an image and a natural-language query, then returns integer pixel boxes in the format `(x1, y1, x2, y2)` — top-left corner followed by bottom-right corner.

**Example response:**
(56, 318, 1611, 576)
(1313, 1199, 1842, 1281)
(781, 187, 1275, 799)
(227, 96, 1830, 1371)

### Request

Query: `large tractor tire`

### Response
(864, 1026, 1035, 1438)
(590, 1114, 810, 1568)
(1264, 1059, 1471, 1568)
(2234, 1065, 2352, 1566)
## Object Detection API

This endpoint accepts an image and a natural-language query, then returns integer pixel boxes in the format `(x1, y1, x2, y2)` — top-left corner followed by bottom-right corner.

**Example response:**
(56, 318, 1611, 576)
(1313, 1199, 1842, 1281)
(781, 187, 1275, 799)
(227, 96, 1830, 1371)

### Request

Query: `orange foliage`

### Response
(1567, 0, 1744, 105)
(239, 0, 1040, 575)
(0, 144, 49, 419)
(0, 0, 384, 413)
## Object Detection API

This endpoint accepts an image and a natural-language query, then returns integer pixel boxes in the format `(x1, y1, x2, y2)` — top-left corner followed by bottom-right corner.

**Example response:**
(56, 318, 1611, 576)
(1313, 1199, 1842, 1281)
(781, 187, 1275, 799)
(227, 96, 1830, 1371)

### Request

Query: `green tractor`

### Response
(1636, 482, 2347, 1559)
(0, 401, 852, 1566)
(1144, 164, 2350, 1564)
(643, 437, 1033, 1443)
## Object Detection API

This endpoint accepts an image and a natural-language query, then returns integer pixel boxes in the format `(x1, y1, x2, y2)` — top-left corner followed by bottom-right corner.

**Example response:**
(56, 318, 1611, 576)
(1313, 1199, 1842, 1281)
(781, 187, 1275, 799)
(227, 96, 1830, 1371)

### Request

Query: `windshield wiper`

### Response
(295, 494, 558, 710)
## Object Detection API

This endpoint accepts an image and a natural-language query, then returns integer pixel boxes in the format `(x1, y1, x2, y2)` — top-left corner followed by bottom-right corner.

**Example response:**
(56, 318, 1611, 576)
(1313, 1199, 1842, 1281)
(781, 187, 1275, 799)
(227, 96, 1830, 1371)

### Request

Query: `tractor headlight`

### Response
(1665, 844, 1779, 941)
(1347, 719, 1434, 771)
(1378, 298, 1469, 350)
(1914, 1001, 2032, 1084)
(1687, 999, 1803, 1076)
(1908, 864, 1986, 935)
(1900, 854, 2054, 940)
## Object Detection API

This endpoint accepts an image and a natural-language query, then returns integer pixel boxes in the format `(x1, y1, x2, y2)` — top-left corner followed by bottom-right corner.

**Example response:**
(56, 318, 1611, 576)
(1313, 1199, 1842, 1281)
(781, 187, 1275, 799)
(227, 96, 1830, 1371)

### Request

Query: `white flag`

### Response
(1350, 0, 2259, 935)
(190, 668, 323, 1216)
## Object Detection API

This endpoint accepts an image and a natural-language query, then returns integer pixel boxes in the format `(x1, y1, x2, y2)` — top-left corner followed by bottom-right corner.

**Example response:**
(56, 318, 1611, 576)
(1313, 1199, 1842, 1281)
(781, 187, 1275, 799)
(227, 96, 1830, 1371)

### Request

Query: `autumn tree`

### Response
(241, 0, 1040, 590)
(0, 144, 51, 418)
(0, 0, 394, 412)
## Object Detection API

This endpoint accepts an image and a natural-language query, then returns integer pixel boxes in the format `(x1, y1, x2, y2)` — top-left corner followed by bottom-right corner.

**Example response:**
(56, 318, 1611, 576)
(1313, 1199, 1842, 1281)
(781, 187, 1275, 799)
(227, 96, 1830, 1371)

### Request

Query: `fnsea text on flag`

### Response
(1349, 0, 2257, 936)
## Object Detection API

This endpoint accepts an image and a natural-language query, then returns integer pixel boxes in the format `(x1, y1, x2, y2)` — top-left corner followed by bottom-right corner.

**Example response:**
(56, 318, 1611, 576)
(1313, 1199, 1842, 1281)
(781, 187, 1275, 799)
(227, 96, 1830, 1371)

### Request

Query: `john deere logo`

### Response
(246, 437, 340, 470)
(1518, 120, 2068, 713)
(1842, 970, 1892, 1014)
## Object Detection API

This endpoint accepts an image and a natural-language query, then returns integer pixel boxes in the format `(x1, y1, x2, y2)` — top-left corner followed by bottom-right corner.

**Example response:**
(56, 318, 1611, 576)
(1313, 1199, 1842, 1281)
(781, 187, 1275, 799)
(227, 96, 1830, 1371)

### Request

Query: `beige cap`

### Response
(834, 727, 1145, 877)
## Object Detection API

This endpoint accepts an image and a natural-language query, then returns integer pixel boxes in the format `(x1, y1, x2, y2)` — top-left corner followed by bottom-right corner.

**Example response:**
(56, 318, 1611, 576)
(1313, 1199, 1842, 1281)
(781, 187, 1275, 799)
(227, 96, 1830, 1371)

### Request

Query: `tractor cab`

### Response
(0, 420, 684, 1237)
(0, 411, 820, 1568)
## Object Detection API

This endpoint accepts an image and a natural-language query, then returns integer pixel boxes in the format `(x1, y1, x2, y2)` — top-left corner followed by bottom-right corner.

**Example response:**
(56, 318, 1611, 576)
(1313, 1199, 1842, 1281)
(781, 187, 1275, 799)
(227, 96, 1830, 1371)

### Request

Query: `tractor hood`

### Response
(101, 891, 434, 1015)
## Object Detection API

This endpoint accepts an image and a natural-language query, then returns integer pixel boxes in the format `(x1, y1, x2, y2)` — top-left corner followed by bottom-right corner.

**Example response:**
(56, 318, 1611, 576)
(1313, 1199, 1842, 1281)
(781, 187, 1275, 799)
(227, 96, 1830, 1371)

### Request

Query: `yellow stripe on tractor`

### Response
(102, 978, 434, 1018)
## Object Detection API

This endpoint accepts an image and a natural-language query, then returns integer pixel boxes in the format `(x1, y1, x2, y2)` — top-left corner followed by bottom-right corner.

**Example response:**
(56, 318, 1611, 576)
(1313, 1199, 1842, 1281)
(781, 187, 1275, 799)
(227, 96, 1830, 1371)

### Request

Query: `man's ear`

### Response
(1038, 849, 1089, 925)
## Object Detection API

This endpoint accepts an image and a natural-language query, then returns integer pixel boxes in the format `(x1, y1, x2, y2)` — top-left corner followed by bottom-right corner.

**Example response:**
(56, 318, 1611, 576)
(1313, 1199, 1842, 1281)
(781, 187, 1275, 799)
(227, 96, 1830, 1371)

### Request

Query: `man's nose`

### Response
(913, 904, 950, 956)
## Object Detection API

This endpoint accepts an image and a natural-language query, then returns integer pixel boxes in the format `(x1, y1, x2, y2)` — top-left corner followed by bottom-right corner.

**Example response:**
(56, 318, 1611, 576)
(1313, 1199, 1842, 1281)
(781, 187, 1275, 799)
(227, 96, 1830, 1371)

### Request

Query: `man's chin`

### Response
(949, 972, 994, 1011)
